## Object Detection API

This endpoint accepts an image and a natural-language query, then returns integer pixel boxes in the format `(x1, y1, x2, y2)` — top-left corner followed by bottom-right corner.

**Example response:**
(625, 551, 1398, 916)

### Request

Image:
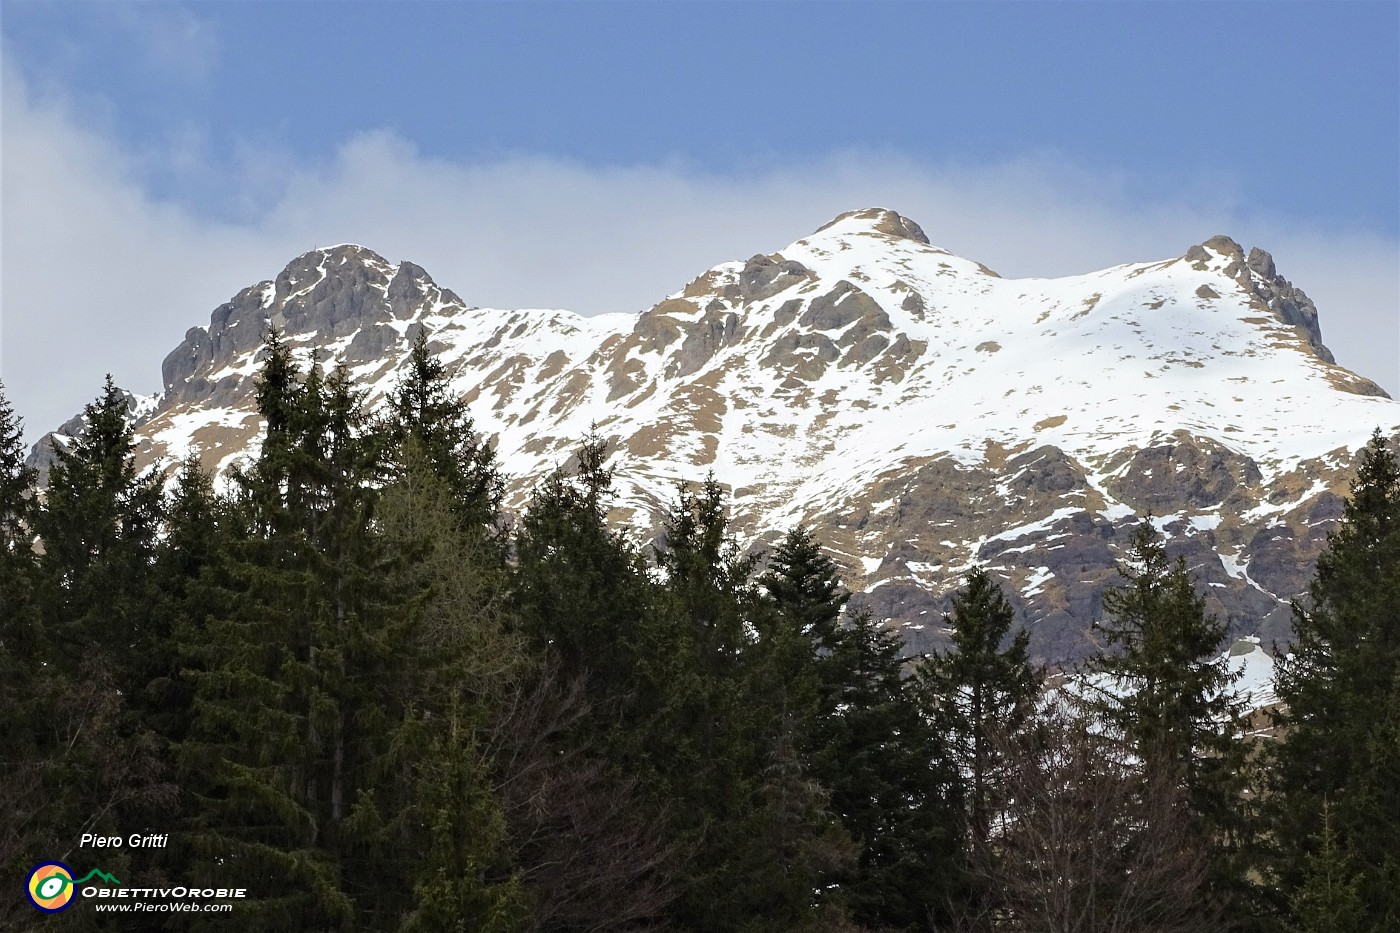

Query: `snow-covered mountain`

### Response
(32, 208, 1400, 663)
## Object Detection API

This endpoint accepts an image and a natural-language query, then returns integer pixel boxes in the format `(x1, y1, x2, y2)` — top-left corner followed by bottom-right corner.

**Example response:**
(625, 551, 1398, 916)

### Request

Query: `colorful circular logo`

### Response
(27, 862, 76, 913)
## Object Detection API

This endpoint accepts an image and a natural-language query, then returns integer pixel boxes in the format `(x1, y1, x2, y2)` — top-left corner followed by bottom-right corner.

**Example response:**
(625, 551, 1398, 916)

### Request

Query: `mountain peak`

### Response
(31, 217, 1400, 663)
(277, 243, 394, 282)
(811, 208, 931, 245)
(1180, 235, 1346, 370)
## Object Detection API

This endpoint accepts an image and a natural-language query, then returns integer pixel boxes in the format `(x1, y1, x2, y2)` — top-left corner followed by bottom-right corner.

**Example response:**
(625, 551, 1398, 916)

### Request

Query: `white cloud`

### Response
(2, 59, 1396, 449)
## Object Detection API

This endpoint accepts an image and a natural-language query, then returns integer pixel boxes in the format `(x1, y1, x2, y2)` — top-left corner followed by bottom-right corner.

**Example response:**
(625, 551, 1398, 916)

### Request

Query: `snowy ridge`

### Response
(43, 208, 1400, 662)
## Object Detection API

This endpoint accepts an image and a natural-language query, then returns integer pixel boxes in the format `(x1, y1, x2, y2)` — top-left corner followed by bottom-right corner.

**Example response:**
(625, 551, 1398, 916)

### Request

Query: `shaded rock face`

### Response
(800, 281, 891, 332)
(826, 432, 1375, 667)
(1106, 433, 1264, 514)
(675, 307, 742, 378)
(731, 254, 812, 303)
(1239, 246, 1334, 364)
(1190, 236, 1337, 367)
(159, 246, 454, 409)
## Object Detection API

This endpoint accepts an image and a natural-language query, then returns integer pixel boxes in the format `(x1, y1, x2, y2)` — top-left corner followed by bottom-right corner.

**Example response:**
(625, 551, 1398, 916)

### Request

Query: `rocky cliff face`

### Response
(31, 208, 1400, 665)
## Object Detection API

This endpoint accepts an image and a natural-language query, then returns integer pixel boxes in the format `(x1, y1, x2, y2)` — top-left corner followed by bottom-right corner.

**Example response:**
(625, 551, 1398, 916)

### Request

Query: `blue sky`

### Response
(2, 1, 1397, 439)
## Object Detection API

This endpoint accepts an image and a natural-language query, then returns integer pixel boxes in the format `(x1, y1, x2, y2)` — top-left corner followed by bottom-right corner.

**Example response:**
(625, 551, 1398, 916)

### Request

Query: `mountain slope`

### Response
(33, 209, 1400, 662)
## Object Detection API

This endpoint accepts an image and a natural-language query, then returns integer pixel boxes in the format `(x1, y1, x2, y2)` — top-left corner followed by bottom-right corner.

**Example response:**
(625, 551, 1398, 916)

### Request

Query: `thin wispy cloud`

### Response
(3, 58, 1396, 447)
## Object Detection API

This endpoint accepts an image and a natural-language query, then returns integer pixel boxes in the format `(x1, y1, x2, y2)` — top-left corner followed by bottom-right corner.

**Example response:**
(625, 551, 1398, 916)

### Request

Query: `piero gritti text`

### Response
(80, 833, 170, 849)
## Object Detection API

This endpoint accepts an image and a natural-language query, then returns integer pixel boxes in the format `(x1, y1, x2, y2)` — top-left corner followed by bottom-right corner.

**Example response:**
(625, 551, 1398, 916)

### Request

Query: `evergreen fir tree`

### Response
(149, 455, 232, 744)
(1287, 803, 1368, 933)
(360, 438, 527, 931)
(33, 375, 164, 694)
(11, 379, 175, 925)
(657, 475, 760, 674)
(0, 382, 49, 924)
(643, 477, 764, 930)
(760, 524, 848, 648)
(1272, 430, 1400, 926)
(743, 530, 854, 929)
(0, 380, 37, 661)
(914, 567, 1040, 850)
(513, 434, 655, 706)
(180, 340, 397, 928)
(762, 527, 962, 931)
(823, 610, 963, 932)
(1083, 519, 1248, 902)
(510, 437, 682, 929)
(386, 329, 504, 528)
(0, 380, 34, 559)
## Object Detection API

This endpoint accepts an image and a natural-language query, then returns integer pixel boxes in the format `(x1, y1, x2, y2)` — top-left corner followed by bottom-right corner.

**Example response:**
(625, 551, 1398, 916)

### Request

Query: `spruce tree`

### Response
(509, 438, 681, 930)
(148, 455, 232, 745)
(0, 382, 48, 923)
(647, 477, 765, 930)
(363, 440, 527, 932)
(1272, 430, 1400, 925)
(761, 526, 962, 931)
(0, 380, 34, 559)
(743, 528, 854, 929)
(1083, 519, 1247, 902)
(0, 380, 37, 659)
(14, 378, 174, 921)
(180, 339, 396, 928)
(513, 434, 655, 706)
(761, 524, 848, 647)
(914, 567, 1040, 850)
(386, 329, 503, 528)
(657, 475, 759, 674)
(1287, 803, 1368, 933)
(823, 610, 963, 931)
(33, 375, 164, 695)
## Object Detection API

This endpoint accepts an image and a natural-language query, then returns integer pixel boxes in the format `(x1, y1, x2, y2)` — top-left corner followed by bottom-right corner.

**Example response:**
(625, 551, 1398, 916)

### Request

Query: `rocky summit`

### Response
(31, 208, 1400, 664)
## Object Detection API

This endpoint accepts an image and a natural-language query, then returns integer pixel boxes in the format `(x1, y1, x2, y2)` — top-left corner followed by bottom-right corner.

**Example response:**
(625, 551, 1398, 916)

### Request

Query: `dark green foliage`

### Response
(0, 380, 34, 557)
(366, 440, 527, 931)
(4, 378, 176, 930)
(915, 567, 1040, 849)
(0, 382, 47, 926)
(513, 434, 656, 707)
(1087, 521, 1242, 776)
(1286, 803, 1368, 933)
(0, 380, 37, 662)
(760, 524, 848, 647)
(180, 338, 395, 927)
(29, 348, 1394, 932)
(147, 455, 232, 745)
(743, 530, 853, 930)
(646, 478, 775, 930)
(823, 610, 962, 931)
(386, 329, 504, 528)
(1272, 430, 1400, 927)
(1082, 519, 1248, 906)
(508, 436, 681, 930)
(33, 375, 164, 693)
(762, 526, 963, 932)
(657, 475, 760, 673)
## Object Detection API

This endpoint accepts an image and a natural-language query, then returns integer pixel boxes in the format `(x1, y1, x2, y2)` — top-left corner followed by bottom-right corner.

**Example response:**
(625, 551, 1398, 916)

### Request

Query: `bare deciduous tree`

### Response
(955, 705, 1221, 933)
(486, 658, 679, 933)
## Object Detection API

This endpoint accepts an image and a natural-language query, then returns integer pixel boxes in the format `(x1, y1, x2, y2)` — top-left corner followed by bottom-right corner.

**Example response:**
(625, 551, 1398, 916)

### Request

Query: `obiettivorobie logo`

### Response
(26, 862, 121, 913)
(25, 857, 248, 915)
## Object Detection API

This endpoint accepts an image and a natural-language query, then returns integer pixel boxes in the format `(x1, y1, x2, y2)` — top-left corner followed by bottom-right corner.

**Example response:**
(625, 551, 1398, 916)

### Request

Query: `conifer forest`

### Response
(2, 332, 1397, 932)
